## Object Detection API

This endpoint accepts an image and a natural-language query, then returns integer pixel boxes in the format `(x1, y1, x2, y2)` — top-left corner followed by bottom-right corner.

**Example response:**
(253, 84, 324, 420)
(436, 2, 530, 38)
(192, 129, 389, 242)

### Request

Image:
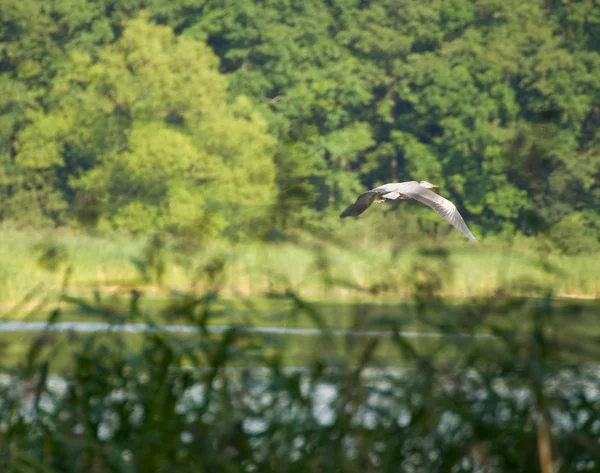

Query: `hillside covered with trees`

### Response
(1, 0, 599, 250)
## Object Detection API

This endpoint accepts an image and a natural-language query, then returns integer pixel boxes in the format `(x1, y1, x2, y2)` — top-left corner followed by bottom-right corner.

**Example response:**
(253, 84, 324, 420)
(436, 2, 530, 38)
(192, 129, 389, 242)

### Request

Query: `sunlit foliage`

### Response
(0, 0, 598, 249)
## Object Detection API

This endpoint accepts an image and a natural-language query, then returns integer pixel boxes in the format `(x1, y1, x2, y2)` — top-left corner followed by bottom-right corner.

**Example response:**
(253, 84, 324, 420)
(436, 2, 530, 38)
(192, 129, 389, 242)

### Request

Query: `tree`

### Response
(177, 0, 379, 218)
(14, 16, 277, 238)
(0, 0, 598, 243)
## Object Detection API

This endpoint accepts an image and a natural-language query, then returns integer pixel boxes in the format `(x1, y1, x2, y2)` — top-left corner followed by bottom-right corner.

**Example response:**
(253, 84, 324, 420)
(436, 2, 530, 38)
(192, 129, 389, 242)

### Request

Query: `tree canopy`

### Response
(1, 0, 599, 249)
(6, 16, 276, 237)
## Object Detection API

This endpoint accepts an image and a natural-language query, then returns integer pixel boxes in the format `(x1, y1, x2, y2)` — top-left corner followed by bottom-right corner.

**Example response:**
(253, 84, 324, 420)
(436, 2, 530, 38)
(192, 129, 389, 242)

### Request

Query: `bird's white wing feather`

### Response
(400, 183, 477, 242)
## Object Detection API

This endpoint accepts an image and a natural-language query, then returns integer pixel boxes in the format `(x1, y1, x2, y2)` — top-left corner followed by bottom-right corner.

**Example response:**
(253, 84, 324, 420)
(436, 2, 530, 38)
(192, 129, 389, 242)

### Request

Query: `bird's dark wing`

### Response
(339, 191, 379, 218)
(401, 183, 477, 242)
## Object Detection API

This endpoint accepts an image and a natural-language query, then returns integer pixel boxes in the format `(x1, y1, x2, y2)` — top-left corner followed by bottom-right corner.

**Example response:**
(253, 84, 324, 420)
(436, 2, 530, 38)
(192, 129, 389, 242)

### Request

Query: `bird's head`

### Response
(419, 180, 439, 189)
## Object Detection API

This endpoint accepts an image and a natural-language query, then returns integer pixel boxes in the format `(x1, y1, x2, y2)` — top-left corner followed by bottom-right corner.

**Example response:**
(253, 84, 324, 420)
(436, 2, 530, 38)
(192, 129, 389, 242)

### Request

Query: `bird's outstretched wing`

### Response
(401, 183, 477, 242)
(339, 191, 379, 218)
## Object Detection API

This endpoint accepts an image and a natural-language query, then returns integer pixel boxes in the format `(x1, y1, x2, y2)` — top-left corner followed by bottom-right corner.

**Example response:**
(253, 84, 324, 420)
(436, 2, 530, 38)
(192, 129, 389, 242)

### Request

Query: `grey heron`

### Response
(340, 181, 477, 242)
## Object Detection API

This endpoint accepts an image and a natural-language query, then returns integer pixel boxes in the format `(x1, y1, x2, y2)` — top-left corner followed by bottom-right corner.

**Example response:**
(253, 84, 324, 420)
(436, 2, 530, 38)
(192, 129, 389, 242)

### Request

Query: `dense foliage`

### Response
(1, 275, 599, 472)
(1, 0, 599, 248)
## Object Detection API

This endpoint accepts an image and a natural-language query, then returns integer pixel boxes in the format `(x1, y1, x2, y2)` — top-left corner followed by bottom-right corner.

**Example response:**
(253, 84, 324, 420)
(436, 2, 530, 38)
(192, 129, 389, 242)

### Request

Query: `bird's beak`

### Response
(431, 185, 439, 188)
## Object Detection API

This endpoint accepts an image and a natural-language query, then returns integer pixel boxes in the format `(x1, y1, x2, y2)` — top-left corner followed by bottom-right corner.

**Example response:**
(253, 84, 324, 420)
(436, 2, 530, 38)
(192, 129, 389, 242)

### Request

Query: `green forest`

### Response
(1, 0, 599, 251)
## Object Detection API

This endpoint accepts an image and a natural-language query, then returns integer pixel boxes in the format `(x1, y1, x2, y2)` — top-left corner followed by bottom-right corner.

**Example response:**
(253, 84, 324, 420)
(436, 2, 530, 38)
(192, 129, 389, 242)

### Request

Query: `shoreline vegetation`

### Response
(1, 238, 599, 472)
(1, 228, 599, 307)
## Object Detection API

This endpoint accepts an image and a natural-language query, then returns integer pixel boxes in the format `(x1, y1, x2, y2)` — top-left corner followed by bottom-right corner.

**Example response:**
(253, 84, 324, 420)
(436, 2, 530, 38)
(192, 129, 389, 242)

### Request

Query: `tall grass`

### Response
(1, 227, 599, 306)
(0, 246, 599, 472)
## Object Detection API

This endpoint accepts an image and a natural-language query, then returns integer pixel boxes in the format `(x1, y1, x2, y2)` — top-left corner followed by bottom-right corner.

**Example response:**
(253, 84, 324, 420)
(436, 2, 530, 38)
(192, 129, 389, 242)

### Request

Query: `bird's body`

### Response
(340, 180, 477, 242)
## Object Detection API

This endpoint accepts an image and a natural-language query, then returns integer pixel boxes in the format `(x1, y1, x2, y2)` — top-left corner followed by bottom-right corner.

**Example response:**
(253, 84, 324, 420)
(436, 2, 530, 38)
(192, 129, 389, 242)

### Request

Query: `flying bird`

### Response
(340, 180, 477, 242)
